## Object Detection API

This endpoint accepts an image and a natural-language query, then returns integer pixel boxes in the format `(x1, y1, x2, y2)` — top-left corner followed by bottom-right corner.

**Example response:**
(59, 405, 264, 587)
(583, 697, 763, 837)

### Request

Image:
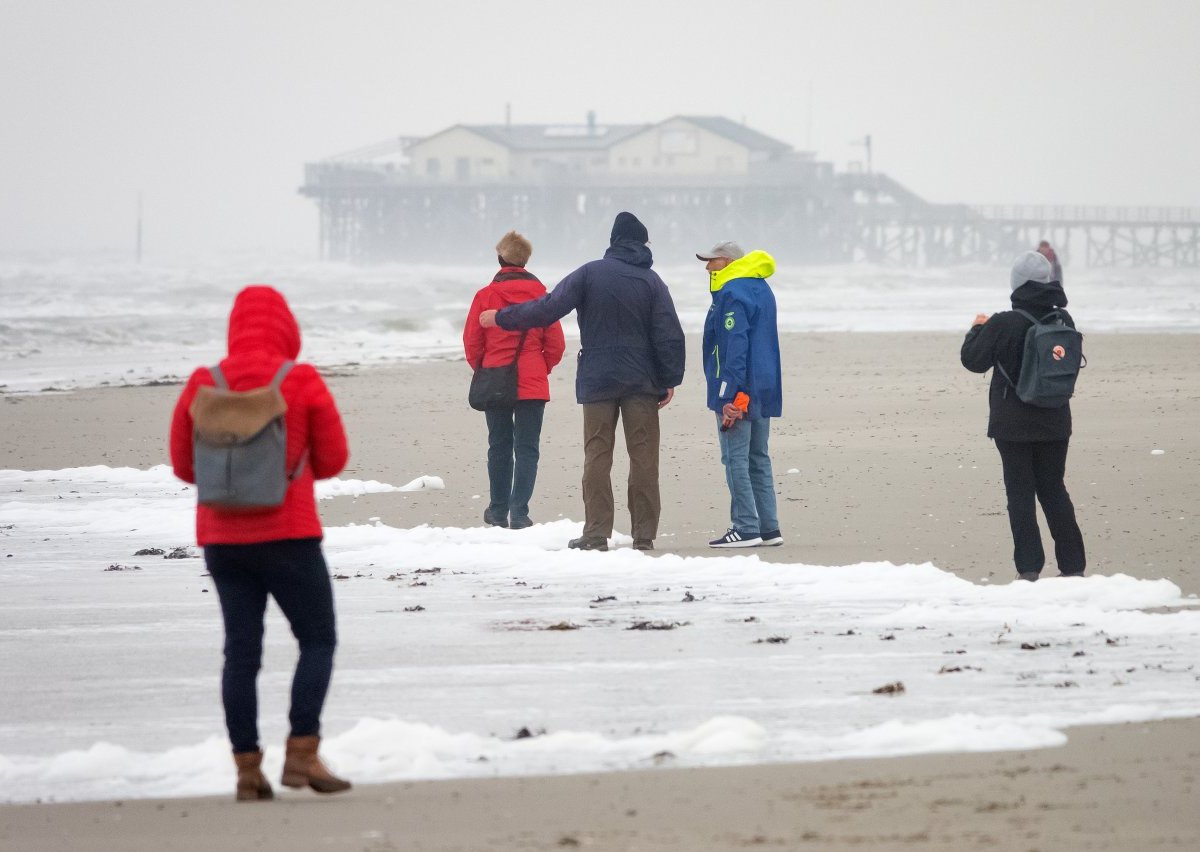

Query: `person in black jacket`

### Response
(960, 249, 1086, 581)
(479, 212, 686, 552)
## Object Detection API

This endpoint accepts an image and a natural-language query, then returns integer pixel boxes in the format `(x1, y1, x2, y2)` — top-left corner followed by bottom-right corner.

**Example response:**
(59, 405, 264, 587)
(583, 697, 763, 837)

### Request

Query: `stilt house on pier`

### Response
(301, 115, 1199, 267)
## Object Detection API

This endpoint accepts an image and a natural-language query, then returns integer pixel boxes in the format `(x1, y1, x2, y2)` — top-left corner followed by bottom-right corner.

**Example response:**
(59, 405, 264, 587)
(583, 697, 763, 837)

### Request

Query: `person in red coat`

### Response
(169, 285, 352, 801)
(463, 231, 566, 528)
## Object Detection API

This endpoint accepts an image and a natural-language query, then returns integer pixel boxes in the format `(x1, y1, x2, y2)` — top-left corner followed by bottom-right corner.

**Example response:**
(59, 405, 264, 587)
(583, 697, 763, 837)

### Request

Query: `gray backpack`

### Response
(189, 361, 304, 509)
(996, 309, 1085, 408)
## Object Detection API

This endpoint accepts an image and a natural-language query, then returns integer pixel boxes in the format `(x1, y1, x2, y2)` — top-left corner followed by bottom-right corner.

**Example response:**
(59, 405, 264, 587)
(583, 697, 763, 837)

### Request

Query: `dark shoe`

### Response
(1017, 572, 1040, 582)
(758, 530, 784, 547)
(568, 536, 608, 551)
(509, 516, 533, 530)
(233, 750, 273, 802)
(709, 528, 762, 548)
(281, 735, 352, 794)
(1058, 571, 1085, 578)
(483, 508, 508, 528)
(632, 539, 654, 551)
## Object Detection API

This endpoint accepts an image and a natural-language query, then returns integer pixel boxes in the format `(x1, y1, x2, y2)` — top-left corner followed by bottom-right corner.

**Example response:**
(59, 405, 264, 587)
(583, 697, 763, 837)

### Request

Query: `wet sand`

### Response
(2, 332, 1198, 849)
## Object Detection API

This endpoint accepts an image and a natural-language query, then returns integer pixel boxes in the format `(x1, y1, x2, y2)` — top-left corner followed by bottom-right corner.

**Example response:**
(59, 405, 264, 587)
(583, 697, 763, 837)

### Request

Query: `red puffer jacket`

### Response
(169, 286, 349, 546)
(463, 267, 566, 400)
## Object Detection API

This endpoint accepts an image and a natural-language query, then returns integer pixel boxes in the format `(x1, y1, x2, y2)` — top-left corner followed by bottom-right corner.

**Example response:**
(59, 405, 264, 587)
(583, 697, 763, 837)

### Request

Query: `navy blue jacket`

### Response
(701, 251, 783, 420)
(496, 240, 686, 404)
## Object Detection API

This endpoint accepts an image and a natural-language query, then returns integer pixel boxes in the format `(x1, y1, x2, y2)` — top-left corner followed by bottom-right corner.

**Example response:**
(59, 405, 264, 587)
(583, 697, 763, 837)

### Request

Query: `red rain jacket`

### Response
(169, 286, 349, 545)
(463, 267, 566, 400)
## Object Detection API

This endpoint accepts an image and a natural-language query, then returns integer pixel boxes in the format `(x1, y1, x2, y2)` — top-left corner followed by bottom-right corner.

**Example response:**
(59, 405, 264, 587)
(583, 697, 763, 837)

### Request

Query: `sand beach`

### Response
(1, 331, 1198, 850)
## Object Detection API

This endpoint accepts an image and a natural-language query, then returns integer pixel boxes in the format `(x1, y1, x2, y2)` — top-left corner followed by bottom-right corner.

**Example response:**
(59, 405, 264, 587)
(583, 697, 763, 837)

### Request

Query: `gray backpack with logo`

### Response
(189, 361, 304, 509)
(996, 309, 1085, 408)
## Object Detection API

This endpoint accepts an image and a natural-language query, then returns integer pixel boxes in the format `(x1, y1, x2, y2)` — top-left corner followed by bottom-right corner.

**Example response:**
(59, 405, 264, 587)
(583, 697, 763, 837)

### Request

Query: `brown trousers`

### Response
(581, 394, 661, 541)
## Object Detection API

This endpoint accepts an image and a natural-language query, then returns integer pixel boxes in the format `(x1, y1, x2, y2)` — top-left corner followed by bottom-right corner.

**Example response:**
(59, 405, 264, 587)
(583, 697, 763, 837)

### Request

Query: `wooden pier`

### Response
(301, 144, 1199, 268)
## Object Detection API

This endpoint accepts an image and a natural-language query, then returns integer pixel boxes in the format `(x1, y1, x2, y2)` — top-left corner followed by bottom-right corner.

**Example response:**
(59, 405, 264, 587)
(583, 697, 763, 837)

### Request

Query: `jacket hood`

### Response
(1012, 280, 1069, 312)
(227, 285, 301, 359)
(604, 240, 654, 268)
(489, 267, 546, 304)
(610, 211, 649, 244)
(710, 249, 776, 292)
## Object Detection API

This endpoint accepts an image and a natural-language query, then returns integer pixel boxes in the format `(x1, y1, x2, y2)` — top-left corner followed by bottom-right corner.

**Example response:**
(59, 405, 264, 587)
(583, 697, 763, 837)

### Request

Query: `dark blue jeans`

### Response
(205, 538, 337, 754)
(485, 400, 546, 524)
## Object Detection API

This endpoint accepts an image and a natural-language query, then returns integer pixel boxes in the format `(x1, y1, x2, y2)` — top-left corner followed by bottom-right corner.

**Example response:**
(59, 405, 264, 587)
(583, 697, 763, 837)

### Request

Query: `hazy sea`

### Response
(2, 255, 1198, 393)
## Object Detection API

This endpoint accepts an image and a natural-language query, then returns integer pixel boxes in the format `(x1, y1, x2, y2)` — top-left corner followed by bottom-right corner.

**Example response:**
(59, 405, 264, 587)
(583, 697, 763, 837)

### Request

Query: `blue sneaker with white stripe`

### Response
(708, 528, 762, 548)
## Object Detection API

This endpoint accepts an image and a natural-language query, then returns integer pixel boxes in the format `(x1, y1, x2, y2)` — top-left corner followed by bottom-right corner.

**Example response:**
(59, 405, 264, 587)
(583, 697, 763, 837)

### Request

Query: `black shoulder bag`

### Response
(468, 329, 529, 411)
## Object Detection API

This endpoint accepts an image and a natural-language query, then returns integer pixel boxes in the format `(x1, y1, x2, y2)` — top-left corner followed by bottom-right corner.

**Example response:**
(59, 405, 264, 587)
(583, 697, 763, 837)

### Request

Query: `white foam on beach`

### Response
(2, 256, 1198, 392)
(1, 465, 1199, 803)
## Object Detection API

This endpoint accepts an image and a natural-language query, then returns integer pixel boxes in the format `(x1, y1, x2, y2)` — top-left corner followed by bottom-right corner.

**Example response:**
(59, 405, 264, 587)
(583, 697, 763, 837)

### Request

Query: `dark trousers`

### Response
(994, 438, 1086, 576)
(485, 399, 546, 523)
(581, 394, 661, 541)
(205, 538, 337, 754)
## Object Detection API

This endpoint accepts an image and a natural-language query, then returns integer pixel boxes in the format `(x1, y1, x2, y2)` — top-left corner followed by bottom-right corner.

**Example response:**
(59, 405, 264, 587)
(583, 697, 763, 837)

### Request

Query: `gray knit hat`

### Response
(1010, 250, 1053, 292)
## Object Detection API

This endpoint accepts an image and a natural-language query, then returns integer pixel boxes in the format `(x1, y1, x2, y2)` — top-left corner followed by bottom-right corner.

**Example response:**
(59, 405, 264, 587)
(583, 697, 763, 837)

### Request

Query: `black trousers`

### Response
(994, 438, 1086, 576)
(205, 538, 337, 754)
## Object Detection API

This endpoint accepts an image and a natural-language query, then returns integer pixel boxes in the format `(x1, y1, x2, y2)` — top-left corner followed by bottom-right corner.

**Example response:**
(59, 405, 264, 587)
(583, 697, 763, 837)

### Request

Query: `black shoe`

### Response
(1058, 571, 1085, 578)
(568, 536, 608, 551)
(1017, 572, 1040, 582)
(709, 528, 762, 548)
(632, 539, 654, 551)
(758, 530, 783, 547)
(483, 509, 508, 528)
(509, 516, 533, 530)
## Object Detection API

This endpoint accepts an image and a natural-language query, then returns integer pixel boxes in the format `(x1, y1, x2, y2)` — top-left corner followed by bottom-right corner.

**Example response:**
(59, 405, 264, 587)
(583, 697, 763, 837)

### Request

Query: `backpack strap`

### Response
(994, 310, 1038, 394)
(209, 364, 228, 389)
(267, 361, 305, 480)
(269, 360, 295, 388)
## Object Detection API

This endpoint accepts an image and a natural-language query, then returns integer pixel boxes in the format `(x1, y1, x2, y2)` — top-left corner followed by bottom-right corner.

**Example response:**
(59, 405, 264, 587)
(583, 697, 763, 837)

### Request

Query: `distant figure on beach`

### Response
(1037, 240, 1064, 283)
(697, 241, 784, 548)
(960, 250, 1086, 581)
(169, 285, 353, 800)
(479, 211, 686, 552)
(463, 231, 566, 529)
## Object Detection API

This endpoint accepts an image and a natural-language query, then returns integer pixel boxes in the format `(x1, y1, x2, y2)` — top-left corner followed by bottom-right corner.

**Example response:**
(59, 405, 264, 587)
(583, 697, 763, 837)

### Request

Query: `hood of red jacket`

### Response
(489, 268, 547, 305)
(227, 285, 301, 359)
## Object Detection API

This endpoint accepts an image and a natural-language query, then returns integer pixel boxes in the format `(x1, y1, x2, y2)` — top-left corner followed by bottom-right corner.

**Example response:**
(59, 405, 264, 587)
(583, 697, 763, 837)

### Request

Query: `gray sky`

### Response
(2, 0, 1198, 257)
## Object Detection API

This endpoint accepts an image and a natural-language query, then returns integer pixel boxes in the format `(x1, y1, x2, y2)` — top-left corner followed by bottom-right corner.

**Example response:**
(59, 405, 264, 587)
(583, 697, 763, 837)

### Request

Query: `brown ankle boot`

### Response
(281, 735, 351, 794)
(233, 750, 274, 802)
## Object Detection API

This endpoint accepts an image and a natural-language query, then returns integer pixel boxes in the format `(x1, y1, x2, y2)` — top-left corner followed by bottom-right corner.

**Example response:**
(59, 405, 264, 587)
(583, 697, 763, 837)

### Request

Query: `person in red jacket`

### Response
(169, 285, 352, 801)
(463, 231, 566, 528)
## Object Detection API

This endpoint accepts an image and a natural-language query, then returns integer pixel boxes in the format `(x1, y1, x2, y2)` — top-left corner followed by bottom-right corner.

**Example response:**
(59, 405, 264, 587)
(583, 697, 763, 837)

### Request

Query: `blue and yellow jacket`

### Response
(701, 250, 783, 419)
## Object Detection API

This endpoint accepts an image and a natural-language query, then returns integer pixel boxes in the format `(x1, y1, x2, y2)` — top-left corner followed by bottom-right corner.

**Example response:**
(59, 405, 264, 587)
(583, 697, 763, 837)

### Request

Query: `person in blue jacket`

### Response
(480, 212, 686, 552)
(698, 241, 783, 548)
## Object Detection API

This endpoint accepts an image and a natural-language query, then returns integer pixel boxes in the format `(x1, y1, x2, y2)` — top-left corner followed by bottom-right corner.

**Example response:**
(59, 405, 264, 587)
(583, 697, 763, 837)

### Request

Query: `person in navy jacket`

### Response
(480, 212, 685, 552)
(698, 242, 783, 548)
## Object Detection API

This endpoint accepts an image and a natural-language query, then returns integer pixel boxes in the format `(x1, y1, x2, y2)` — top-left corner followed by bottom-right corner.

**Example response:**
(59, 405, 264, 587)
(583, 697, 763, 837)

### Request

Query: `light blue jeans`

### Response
(716, 413, 779, 536)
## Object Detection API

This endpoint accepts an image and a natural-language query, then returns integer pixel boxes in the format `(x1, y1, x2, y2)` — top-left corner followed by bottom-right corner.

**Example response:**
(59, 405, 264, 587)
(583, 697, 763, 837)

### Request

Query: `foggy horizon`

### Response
(2, 0, 1198, 258)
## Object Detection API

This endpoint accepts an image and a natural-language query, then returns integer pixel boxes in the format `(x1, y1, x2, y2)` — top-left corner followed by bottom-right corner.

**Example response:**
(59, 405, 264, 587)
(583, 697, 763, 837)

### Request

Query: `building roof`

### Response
(463, 123, 651, 151)
(672, 116, 792, 154)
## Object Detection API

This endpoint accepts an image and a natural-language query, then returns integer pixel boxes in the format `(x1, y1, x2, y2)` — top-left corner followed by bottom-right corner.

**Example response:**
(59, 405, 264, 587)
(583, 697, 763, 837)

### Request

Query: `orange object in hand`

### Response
(721, 392, 750, 431)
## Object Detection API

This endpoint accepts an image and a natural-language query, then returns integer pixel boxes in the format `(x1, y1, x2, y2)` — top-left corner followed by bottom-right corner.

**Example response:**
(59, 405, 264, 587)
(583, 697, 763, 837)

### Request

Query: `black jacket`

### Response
(960, 281, 1075, 441)
(496, 240, 686, 404)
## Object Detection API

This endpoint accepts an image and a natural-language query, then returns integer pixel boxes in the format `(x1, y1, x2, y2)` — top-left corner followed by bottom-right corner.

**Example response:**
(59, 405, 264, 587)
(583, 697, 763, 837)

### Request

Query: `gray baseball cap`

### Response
(696, 240, 745, 261)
